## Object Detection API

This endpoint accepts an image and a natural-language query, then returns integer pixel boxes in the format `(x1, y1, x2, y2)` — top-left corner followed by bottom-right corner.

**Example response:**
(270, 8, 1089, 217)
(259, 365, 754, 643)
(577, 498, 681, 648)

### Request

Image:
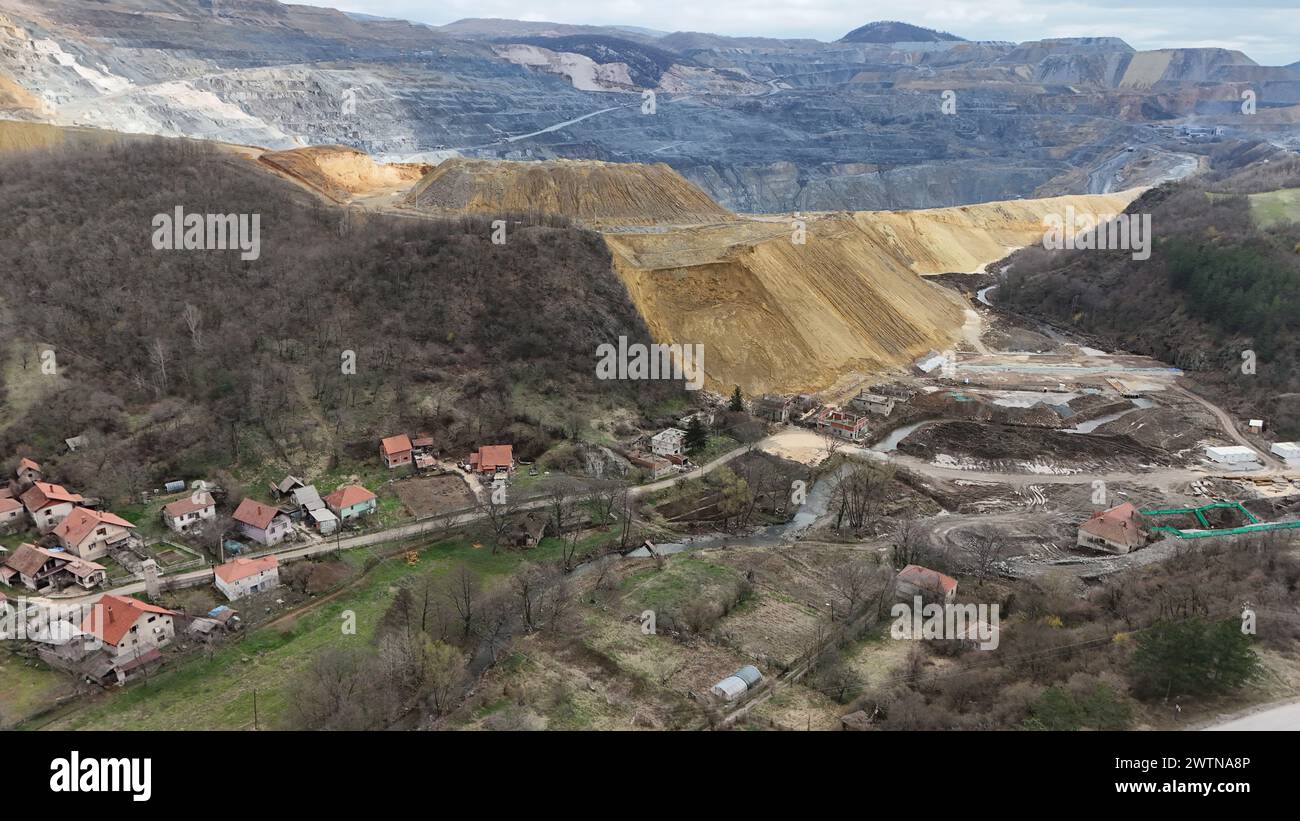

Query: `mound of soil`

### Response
(899, 420, 1171, 467)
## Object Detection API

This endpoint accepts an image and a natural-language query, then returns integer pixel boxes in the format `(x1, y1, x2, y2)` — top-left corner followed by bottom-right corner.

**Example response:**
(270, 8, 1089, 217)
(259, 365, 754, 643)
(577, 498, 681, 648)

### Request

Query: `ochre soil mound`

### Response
(605, 189, 1144, 394)
(606, 216, 966, 395)
(856, 190, 1142, 274)
(259, 145, 429, 202)
(404, 157, 736, 227)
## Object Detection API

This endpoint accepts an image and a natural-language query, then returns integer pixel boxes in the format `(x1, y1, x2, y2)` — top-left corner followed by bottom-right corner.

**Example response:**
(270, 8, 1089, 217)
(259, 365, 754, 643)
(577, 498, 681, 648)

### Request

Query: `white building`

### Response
(1271, 442, 1300, 463)
(651, 428, 687, 457)
(1204, 445, 1260, 466)
(213, 555, 280, 601)
(162, 492, 216, 533)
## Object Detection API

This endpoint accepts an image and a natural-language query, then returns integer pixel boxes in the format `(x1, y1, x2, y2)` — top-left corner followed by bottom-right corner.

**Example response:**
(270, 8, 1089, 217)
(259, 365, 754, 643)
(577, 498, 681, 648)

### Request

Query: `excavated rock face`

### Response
(0, 1, 1291, 214)
(404, 157, 735, 226)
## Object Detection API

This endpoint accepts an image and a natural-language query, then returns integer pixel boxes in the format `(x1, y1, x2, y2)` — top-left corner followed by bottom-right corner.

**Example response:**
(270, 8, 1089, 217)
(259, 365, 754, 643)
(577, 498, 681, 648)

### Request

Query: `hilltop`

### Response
(839, 21, 965, 44)
(405, 157, 736, 227)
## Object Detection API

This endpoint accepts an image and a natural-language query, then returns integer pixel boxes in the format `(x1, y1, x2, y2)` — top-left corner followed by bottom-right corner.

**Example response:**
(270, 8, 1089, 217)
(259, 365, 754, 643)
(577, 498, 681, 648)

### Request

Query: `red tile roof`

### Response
(897, 564, 958, 595)
(53, 507, 135, 547)
(20, 481, 84, 511)
(163, 492, 214, 519)
(471, 444, 513, 471)
(232, 497, 282, 530)
(0, 497, 21, 514)
(1080, 502, 1146, 548)
(17, 457, 40, 473)
(324, 484, 376, 510)
(214, 555, 279, 584)
(381, 434, 413, 456)
(80, 594, 177, 648)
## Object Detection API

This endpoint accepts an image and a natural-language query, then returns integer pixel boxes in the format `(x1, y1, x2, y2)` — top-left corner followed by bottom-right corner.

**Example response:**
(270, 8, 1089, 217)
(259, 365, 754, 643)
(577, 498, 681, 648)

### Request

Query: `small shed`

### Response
(310, 507, 339, 535)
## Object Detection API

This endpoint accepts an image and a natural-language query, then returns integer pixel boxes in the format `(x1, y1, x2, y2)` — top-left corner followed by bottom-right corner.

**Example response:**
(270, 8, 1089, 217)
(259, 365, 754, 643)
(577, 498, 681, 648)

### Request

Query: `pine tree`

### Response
(729, 386, 744, 412)
(685, 416, 708, 454)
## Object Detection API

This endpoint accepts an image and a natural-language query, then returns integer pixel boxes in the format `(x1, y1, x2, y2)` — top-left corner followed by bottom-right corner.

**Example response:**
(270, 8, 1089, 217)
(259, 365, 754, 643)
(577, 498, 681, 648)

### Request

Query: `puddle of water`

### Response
(1063, 398, 1154, 434)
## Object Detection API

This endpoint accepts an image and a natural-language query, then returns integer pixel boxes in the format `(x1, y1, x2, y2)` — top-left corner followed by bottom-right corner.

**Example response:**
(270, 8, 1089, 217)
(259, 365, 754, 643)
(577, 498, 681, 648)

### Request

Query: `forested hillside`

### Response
(999, 158, 1300, 437)
(0, 139, 673, 498)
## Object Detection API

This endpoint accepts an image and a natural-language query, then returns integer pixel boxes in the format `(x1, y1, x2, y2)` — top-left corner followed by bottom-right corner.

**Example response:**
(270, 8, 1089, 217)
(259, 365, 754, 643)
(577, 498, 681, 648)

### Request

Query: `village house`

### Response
(324, 484, 377, 521)
(850, 391, 896, 416)
(0, 543, 106, 592)
(15, 457, 42, 488)
(651, 428, 687, 457)
(53, 507, 138, 561)
(511, 512, 549, 548)
(1077, 502, 1149, 554)
(20, 481, 84, 534)
(628, 451, 673, 480)
(161, 492, 216, 533)
(232, 498, 293, 546)
(213, 555, 280, 601)
(0, 497, 24, 533)
(815, 407, 870, 442)
(380, 434, 414, 469)
(895, 564, 958, 603)
(469, 444, 514, 476)
(71, 594, 178, 685)
(754, 395, 795, 423)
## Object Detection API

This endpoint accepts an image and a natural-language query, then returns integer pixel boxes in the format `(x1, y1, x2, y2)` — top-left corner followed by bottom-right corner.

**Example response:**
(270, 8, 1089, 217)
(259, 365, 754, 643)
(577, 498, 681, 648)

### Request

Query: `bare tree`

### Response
(182, 303, 203, 351)
(475, 488, 519, 554)
(965, 526, 1007, 586)
(891, 517, 933, 570)
(443, 564, 482, 644)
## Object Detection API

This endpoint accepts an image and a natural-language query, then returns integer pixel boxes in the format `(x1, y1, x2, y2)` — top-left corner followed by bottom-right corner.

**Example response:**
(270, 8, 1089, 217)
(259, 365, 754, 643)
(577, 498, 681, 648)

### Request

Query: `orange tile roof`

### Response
(472, 444, 513, 471)
(163, 492, 214, 519)
(324, 484, 376, 510)
(17, 457, 40, 473)
(1080, 502, 1146, 548)
(80, 594, 177, 647)
(381, 434, 413, 456)
(0, 497, 21, 513)
(897, 564, 958, 595)
(214, 555, 279, 584)
(53, 507, 135, 547)
(232, 497, 282, 530)
(20, 481, 84, 511)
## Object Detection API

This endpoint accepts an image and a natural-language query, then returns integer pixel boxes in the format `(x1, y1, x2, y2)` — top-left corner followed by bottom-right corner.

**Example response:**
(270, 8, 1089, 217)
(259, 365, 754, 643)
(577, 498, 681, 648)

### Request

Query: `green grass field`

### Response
(1247, 187, 1300, 228)
(0, 647, 68, 728)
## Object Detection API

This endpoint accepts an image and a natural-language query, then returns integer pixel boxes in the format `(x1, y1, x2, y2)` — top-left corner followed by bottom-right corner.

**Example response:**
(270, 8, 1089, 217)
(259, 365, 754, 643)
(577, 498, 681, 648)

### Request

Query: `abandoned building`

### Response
(1076, 502, 1149, 554)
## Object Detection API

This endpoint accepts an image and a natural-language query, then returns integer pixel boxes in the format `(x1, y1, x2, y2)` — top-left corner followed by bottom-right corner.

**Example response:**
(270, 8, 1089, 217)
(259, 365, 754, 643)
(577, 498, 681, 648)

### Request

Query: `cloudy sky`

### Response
(311, 0, 1300, 65)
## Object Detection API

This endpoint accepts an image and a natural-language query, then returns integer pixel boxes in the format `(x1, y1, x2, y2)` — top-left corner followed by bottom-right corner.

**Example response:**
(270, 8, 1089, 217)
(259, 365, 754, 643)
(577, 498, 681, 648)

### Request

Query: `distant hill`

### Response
(839, 21, 964, 44)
